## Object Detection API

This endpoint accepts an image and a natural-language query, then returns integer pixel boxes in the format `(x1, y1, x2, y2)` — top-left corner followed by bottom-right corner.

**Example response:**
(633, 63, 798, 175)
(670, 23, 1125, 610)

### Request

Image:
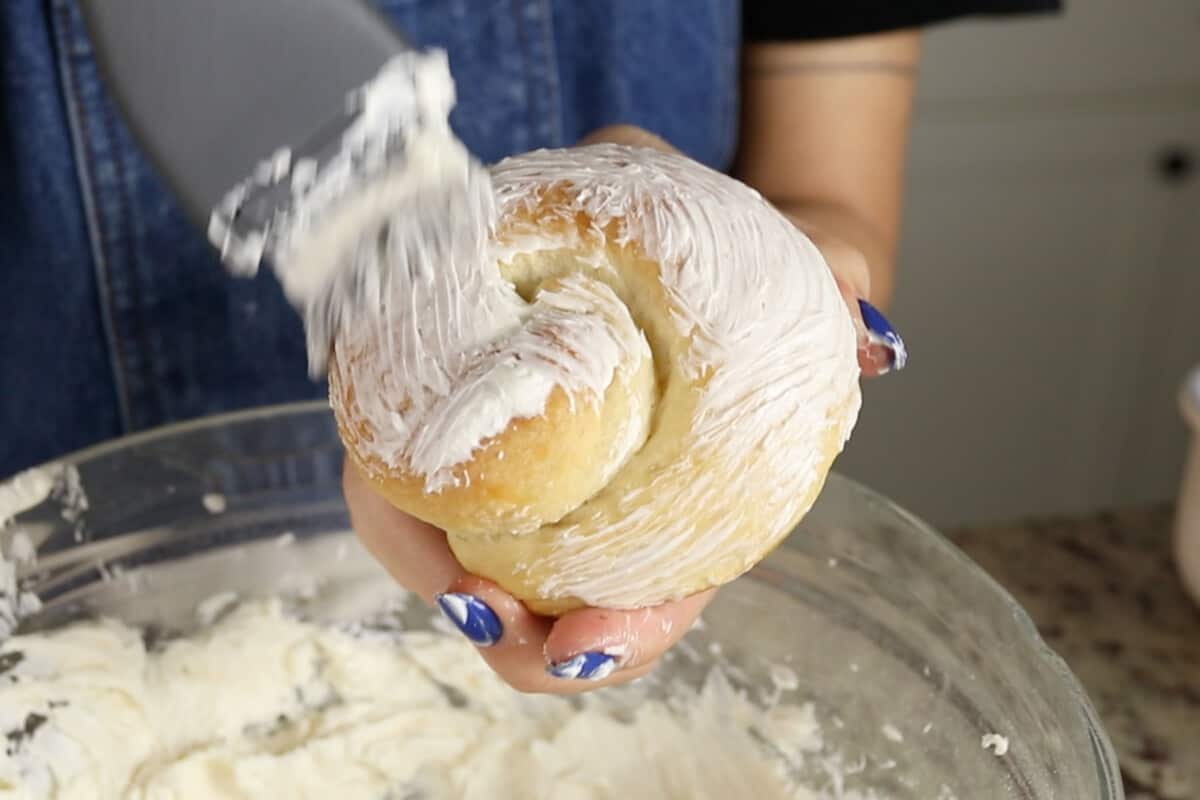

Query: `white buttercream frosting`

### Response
(0, 598, 891, 799)
(209, 49, 495, 378)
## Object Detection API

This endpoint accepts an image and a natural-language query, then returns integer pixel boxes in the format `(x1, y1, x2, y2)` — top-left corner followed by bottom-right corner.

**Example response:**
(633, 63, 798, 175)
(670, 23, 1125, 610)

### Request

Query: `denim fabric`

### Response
(0, 0, 739, 478)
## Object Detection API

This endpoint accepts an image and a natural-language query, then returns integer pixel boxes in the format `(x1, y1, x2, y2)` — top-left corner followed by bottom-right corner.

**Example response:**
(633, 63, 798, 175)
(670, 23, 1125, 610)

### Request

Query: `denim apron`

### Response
(0, 0, 740, 477)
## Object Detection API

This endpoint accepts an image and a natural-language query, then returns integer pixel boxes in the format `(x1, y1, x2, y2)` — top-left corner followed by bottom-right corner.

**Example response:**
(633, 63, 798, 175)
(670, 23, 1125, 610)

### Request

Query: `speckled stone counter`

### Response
(947, 506, 1199, 800)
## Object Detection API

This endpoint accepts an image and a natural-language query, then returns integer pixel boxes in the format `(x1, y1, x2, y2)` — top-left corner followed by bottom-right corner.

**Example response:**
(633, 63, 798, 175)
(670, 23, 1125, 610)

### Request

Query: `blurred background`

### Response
(839, 0, 1200, 527)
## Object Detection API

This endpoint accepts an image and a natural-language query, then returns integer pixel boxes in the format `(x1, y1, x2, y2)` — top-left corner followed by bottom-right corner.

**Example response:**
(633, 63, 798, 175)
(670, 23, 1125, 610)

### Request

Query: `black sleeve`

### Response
(743, 0, 1062, 43)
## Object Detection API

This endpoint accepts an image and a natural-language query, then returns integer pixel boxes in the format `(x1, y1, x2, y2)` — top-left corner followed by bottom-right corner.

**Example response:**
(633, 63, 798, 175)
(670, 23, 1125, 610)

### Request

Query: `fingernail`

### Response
(857, 299, 908, 372)
(546, 652, 617, 681)
(435, 592, 503, 647)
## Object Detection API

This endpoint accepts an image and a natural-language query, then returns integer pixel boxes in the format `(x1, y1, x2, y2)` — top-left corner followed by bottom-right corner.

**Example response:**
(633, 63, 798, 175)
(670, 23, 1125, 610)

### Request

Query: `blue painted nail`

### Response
(858, 299, 908, 371)
(435, 593, 503, 647)
(547, 652, 617, 681)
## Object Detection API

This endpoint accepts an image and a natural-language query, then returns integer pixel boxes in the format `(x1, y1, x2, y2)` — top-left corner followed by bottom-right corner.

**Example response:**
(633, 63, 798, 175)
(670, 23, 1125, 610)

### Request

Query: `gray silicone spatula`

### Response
(78, 2, 494, 377)
(79, 0, 408, 233)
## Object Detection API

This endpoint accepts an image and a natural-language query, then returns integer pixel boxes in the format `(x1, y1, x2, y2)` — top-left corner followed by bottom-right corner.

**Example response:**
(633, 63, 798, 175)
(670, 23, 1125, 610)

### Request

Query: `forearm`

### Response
(734, 32, 921, 310)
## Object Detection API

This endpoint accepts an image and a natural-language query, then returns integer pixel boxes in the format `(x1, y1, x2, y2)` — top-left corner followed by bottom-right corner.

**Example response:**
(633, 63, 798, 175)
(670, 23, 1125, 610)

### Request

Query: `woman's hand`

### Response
(345, 459, 714, 694)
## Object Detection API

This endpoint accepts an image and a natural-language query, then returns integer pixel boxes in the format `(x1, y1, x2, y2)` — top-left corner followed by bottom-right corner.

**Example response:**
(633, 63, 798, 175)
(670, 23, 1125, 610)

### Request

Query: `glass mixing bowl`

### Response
(4, 403, 1122, 799)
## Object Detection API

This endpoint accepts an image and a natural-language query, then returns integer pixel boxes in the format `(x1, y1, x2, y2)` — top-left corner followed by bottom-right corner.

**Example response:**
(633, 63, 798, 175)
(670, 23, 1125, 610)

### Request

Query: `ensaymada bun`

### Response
(331, 143, 861, 616)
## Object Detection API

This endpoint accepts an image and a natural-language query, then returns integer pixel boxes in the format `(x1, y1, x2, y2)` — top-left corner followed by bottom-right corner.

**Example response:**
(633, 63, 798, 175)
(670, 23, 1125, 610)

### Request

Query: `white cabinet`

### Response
(916, 0, 1200, 103)
(834, 7, 1200, 526)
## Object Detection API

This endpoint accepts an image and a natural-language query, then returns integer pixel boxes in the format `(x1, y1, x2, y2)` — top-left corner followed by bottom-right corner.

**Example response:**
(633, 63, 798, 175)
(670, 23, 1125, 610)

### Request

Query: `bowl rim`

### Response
(6, 400, 1126, 799)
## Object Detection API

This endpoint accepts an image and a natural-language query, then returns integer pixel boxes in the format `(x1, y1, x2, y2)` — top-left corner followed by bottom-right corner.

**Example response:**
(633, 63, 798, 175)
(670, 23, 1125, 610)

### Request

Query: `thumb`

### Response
(820, 242, 906, 377)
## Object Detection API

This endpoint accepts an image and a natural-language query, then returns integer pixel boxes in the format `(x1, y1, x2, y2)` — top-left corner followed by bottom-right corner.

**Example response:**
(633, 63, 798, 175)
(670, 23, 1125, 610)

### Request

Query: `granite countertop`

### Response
(947, 506, 1199, 800)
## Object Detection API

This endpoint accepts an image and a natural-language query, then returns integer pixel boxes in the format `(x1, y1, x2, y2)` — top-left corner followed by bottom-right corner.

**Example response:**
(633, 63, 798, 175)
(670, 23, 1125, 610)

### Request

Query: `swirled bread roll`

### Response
(331, 144, 861, 616)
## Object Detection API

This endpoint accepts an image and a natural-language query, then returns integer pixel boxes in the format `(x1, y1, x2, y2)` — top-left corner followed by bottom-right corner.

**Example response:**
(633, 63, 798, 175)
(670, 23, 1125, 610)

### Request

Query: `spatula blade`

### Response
(79, 0, 407, 228)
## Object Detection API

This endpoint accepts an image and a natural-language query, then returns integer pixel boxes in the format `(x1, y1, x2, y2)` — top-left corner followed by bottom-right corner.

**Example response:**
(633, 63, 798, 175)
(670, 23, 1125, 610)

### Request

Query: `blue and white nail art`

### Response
(435, 592, 503, 647)
(858, 299, 908, 372)
(547, 652, 617, 681)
